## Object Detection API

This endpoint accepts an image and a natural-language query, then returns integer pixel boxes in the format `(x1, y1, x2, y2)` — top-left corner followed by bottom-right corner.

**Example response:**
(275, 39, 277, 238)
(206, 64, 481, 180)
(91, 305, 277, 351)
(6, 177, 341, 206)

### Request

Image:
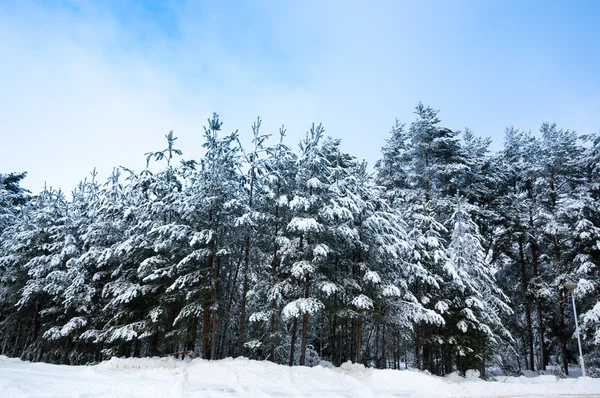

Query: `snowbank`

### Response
(1, 355, 599, 397)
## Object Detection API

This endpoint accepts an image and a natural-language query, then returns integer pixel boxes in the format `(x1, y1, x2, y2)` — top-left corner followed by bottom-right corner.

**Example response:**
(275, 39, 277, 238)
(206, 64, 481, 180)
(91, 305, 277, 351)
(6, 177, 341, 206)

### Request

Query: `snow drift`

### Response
(1, 355, 599, 397)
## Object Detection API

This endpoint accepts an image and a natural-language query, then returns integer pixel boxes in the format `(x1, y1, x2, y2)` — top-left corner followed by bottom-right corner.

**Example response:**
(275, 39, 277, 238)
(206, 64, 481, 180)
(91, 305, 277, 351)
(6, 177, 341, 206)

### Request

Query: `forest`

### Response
(1, 103, 599, 377)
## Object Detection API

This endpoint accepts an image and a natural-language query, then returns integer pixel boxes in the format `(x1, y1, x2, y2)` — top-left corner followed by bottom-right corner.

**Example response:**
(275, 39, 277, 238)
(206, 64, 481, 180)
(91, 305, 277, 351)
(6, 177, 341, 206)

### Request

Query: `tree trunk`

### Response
(31, 299, 40, 344)
(375, 320, 380, 367)
(415, 329, 421, 370)
(210, 256, 220, 360)
(299, 224, 312, 366)
(269, 184, 280, 361)
(149, 332, 159, 357)
(551, 202, 567, 375)
(423, 342, 430, 372)
(331, 314, 337, 366)
(481, 339, 486, 379)
(425, 152, 431, 203)
(559, 289, 569, 375)
(535, 301, 546, 371)
(458, 354, 465, 377)
(350, 318, 355, 363)
(203, 208, 215, 360)
(344, 319, 350, 363)
(300, 313, 308, 366)
(202, 293, 211, 359)
(299, 274, 310, 366)
(518, 235, 535, 371)
(187, 317, 198, 353)
(529, 211, 546, 371)
(381, 322, 386, 369)
(218, 246, 245, 359)
(238, 162, 256, 356)
(238, 235, 251, 356)
(289, 317, 298, 366)
(356, 314, 362, 364)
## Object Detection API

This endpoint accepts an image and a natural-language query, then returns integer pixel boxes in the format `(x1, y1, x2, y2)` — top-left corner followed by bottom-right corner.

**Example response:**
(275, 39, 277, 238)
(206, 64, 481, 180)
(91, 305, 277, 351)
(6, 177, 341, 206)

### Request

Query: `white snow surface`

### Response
(1, 355, 600, 398)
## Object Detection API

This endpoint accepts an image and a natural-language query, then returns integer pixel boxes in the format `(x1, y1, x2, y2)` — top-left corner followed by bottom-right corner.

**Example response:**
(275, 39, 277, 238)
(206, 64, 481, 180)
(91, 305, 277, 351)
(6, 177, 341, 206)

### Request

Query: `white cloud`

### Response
(1, 0, 598, 192)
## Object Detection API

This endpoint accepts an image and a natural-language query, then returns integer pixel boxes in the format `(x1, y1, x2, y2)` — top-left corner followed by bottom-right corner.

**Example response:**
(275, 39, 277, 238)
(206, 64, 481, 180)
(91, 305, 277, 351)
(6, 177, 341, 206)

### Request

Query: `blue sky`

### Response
(1, 0, 599, 192)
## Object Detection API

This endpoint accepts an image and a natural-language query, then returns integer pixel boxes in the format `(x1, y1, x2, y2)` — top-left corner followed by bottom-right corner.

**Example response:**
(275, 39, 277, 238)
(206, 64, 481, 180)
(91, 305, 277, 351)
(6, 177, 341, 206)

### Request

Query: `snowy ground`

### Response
(1, 355, 599, 398)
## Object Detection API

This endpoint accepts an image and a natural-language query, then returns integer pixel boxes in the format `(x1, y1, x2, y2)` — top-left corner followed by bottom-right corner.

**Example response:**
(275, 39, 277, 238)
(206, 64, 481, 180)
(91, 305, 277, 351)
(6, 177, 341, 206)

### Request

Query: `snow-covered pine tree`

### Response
(39, 173, 103, 363)
(443, 196, 512, 375)
(10, 186, 80, 361)
(377, 103, 468, 372)
(170, 114, 241, 359)
(407, 103, 466, 202)
(3, 108, 599, 376)
(535, 123, 583, 375)
(573, 132, 600, 360)
(494, 128, 550, 372)
(237, 118, 270, 356)
(0, 172, 29, 232)
(282, 123, 331, 366)
(72, 168, 130, 362)
(0, 172, 31, 356)
(245, 126, 297, 363)
(490, 127, 536, 372)
(375, 119, 410, 206)
(341, 156, 442, 367)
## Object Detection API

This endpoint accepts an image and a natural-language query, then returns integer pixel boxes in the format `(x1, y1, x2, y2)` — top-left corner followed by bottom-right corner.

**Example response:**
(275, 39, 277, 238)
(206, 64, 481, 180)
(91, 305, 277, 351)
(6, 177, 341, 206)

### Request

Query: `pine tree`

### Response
(237, 118, 270, 356)
(245, 126, 297, 362)
(282, 123, 329, 366)
(443, 196, 512, 375)
(0, 172, 29, 232)
(493, 126, 537, 371)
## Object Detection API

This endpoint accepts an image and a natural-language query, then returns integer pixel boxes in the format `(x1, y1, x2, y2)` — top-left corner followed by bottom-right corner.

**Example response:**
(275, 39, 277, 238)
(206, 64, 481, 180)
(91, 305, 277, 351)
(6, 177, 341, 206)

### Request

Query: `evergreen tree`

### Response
(443, 196, 512, 375)
(3, 107, 599, 376)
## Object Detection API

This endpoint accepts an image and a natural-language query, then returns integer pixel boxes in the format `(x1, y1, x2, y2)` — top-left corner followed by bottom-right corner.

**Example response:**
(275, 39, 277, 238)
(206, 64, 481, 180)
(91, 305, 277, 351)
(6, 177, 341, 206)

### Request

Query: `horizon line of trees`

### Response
(1, 103, 600, 377)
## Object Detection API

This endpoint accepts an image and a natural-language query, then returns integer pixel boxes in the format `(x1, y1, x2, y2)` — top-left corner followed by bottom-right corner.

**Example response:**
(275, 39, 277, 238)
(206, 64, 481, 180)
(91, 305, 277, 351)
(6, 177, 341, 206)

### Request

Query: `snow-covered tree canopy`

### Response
(1, 104, 598, 378)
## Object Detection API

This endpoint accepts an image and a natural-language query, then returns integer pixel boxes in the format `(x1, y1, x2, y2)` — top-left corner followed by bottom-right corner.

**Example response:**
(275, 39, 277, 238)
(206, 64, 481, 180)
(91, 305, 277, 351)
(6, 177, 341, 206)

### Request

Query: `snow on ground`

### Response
(1, 355, 599, 398)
